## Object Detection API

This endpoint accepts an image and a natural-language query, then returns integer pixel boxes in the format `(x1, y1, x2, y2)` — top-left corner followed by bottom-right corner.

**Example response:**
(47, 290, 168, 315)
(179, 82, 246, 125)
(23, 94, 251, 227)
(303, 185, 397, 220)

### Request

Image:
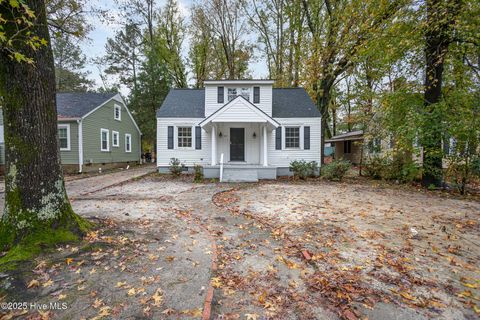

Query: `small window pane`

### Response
(178, 127, 192, 148)
(240, 88, 250, 100)
(102, 131, 108, 150)
(126, 135, 131, 152)
(58, 128, 68, 149)
(227, 88, 237, 101)
(285, 127, 300, 148)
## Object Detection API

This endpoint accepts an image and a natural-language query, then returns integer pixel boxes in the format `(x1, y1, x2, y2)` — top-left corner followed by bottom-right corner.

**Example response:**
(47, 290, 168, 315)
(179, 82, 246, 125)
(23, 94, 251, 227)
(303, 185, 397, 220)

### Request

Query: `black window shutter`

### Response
(217, 86, 224, 103)
(167, 126, 174, 149)
(195, 126, 202, 150)
(253, 86, 260, 103)
(304, 126, 310, 150)
(275, 127, 282, 150)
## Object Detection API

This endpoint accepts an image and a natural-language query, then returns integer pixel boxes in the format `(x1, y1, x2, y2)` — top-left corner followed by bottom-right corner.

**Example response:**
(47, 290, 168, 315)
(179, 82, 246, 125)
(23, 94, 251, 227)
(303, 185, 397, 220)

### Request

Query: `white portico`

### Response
(199, 96, 279, 167)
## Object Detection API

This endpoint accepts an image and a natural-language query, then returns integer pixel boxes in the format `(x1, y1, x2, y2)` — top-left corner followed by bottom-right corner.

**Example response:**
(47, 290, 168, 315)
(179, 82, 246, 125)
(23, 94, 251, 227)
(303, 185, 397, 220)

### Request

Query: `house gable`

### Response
(199, 96, 279, 130)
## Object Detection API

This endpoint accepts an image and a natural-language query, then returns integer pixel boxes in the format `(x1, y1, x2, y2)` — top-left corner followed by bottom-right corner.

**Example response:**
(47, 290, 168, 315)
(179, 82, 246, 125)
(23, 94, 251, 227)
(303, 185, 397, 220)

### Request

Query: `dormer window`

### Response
(114, 104, 121, 121)
(228, 88, 237, 101)
(227, 87, 250, 101)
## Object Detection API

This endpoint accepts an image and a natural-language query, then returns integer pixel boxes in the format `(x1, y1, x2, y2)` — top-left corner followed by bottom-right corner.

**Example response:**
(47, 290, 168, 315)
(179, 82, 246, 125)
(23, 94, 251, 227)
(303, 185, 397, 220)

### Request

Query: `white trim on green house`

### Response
(112, 131, 120, 147)
(100, 128, 110, 152)
(78, 119, 83, 173)
(58, 123, 71, 151)
(82, 93, 141, 135)
(125, 133, 132, 152)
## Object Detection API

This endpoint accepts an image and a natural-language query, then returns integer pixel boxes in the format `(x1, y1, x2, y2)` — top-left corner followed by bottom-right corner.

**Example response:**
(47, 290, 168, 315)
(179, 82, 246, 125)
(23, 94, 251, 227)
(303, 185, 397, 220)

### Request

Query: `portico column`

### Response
(211, 125, 217, 166)
(263, 125, 268, 166)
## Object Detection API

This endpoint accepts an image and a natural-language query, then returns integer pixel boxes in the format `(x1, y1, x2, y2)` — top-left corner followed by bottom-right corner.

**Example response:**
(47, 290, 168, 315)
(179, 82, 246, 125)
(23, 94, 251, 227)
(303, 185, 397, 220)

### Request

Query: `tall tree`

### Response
(421, 0, 461, 187)
(198, 0, 253, 79)
(302, 0, 405, 164)
(52, 35, 93, 91)
(0, 0, 88, 255)
(189, 5, 214, 87)
(245, 0, 305, 86)
(155, 0, 187, 88)
(102, 23, 143, 92)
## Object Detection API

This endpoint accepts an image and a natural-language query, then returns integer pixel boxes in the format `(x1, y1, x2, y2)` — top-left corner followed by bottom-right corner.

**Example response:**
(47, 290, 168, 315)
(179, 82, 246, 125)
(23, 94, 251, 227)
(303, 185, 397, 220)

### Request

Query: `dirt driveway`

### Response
(0, 173, 479, 320)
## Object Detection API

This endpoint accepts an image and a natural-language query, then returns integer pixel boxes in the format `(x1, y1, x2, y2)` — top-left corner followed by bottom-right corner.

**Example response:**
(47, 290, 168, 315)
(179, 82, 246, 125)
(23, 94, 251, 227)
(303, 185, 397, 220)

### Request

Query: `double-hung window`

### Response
(285, 127, 300, 148)
(227, 88, 237, 102)
(125, 133, 131, 152)
(101, 128, 109, 151)
(240, 88, 250, 100)
(58, 124, 70, 151)
(114, 104, 121, 121)
(177, 127, 192, 148)
(112, 131, 119, 147)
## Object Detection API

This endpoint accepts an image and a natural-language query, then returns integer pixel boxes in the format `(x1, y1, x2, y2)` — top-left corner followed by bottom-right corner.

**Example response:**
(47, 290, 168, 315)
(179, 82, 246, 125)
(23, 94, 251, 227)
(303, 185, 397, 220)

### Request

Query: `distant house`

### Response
(156, 80, 322, 181)
(326, 130, 364, 164)
(0, 92, 142, 173)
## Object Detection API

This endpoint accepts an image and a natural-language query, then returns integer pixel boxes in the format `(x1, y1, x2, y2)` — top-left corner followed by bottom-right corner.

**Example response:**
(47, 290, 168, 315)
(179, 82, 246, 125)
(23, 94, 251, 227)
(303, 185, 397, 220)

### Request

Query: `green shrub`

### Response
(321, 160, 351, 181)
(364, 154, 420, 183)
(364, 155, 387, 179)
(193, 164, 203, 183)
(169, 158, 182, 176)
(289, 160, 318, 179)
(472, 157, 480, 177)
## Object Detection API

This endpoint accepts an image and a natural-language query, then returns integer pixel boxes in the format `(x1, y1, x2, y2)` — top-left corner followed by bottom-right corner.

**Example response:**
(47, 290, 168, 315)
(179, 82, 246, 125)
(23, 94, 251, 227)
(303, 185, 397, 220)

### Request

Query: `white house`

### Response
(156, 80, 321, 181)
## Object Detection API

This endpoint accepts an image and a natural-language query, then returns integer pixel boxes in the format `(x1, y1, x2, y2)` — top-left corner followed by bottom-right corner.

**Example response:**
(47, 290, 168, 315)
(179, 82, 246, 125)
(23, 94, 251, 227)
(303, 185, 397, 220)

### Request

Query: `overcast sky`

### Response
(80, 0, 268, 95)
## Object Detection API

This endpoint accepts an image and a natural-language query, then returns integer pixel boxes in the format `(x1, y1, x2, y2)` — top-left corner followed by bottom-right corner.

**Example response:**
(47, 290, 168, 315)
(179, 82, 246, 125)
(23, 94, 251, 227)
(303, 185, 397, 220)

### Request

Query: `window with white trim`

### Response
(112, 131, 119, 147)
(240, 87, 250, 100)
(58, 124, 70, 151)
(227, 87, 250, 101)
(125, 133, 132, 152)
(285, 127, 300, 148)
(114, 104, 121, 121)
(101, 128, 109, 151)
(227, 88, 237, 102)
(177, 127, 192, 148)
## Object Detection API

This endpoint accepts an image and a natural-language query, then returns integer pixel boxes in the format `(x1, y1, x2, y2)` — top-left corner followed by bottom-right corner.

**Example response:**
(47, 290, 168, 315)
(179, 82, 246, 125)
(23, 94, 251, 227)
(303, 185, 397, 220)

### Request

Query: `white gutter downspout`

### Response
(77, 119, 83, 173)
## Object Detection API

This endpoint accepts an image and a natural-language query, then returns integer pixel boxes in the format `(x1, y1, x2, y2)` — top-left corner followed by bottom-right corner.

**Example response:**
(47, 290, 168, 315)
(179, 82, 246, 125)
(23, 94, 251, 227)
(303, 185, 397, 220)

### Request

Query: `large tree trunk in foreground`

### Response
(0, 0, 88, 249)
(421, 0, 461, 187)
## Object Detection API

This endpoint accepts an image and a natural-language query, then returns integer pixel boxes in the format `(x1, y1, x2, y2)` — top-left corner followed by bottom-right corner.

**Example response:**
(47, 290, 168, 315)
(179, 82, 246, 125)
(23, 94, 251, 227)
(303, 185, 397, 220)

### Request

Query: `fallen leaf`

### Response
(66, 258, 74, 265)
(42, 279, 54, 287)
(27, 279, 40, 289)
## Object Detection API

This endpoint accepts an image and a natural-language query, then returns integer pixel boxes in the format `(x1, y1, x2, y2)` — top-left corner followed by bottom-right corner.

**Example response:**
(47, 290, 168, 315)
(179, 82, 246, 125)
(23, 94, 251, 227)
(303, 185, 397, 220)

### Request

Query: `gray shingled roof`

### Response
(156, 88, 320, 118)
(156, 89, 205, 118)
(56, 92, 117, 118)
(272, 88, 320, 117)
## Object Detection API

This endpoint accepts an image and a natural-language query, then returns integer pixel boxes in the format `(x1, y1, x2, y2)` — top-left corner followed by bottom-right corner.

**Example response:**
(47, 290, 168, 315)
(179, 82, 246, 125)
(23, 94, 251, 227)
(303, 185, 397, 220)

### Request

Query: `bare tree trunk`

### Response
(0, 0, 88, 249)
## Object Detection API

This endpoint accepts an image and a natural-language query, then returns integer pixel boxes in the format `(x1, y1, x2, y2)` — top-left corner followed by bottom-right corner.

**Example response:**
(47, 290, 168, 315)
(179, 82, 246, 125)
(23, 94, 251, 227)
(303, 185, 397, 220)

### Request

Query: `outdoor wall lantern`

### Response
(253, 132, 257, 138)
(219, 132, 223, 138)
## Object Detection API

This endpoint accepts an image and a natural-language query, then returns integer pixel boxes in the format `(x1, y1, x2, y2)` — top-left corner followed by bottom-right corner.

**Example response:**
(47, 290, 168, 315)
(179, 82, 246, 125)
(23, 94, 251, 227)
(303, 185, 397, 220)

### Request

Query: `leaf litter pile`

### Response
(0, 175, 479, 320)
(0, 214, 209, 320)
(210, 181, 480, 319)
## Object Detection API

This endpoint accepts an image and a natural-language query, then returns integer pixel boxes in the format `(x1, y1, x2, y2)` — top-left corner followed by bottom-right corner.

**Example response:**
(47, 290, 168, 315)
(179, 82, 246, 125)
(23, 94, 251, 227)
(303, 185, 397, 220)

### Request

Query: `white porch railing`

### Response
(219, 153, 224, 182)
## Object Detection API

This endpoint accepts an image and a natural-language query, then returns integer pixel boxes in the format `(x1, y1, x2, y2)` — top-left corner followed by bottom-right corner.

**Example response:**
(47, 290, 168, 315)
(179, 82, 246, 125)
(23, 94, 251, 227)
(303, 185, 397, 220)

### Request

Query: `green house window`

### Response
(58, 124, 70, 151)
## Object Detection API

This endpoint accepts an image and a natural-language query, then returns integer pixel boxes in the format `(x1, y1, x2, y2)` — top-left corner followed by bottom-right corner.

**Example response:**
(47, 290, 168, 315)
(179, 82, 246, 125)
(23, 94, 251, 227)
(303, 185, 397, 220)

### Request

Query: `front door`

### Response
(230, 128, 245, 161)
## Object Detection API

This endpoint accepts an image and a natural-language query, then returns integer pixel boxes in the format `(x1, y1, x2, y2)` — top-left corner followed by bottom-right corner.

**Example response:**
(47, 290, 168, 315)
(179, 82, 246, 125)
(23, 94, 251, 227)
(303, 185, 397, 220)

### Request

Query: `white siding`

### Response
(157, 117, 321, 168)
(216, 123, 261, 164)
(212, 99, 269, 123)
(156, 118, 210, 166)
(205, 84, 272, 117)
(268, 118, 322, 167)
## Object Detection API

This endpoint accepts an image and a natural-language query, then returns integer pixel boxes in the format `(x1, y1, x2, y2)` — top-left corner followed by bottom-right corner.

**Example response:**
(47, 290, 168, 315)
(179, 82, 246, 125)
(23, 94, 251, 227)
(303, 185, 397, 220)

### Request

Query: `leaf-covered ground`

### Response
(0, 172, 478, 320)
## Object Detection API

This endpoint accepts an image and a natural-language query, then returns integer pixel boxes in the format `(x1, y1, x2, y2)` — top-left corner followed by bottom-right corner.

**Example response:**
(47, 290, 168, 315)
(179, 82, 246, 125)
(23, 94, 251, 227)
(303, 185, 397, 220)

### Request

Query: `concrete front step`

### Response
(222, 168, 259, 182)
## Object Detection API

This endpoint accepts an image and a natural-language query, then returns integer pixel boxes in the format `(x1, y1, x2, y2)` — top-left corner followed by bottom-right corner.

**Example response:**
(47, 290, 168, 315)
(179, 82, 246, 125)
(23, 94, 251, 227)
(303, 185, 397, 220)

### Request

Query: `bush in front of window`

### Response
(289, 160, 318, 180)
(193, 164, 203, 183)
(321, 160, 351, 181)
(169, 158, 183, 176)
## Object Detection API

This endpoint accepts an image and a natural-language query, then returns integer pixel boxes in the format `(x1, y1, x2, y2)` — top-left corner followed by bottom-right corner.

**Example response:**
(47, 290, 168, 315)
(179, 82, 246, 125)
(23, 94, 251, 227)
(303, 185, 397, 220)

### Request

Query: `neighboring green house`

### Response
(0, 92, 142, 173)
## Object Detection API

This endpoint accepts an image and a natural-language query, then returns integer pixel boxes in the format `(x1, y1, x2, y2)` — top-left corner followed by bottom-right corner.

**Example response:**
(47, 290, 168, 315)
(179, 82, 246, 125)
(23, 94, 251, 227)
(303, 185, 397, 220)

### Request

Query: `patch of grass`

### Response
(0, 228, 80, 271)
